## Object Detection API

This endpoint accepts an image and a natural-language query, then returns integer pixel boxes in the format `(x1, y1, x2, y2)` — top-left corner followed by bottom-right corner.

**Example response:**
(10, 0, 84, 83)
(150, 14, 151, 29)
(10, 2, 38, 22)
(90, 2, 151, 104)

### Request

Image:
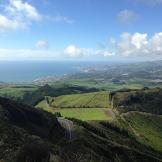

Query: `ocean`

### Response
(0, 61, 116, 83)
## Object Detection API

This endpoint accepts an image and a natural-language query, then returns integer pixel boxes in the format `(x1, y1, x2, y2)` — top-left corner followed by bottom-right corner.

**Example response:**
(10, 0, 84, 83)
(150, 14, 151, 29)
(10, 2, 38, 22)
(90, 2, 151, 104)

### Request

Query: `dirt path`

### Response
(103, 108, 116, 121)
(120, 114, 141, 137)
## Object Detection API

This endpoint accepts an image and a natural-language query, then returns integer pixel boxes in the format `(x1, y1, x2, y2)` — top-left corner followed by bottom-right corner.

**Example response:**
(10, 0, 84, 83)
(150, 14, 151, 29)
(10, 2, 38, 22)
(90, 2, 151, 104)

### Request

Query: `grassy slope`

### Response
(53, 91, 110, 108)
(37, 91, 110, 108)
(56, 108, 111, 121)
(36, 91, 112, 121)
(68, 119, 162, 162)
(122, 112, 162, 152)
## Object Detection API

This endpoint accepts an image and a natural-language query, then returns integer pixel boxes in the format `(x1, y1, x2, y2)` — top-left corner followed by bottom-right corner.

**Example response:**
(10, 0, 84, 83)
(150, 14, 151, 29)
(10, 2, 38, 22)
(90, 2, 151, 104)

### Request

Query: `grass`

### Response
(55, 108, 112, 121)
(123, 112, 162, 152)
(0, 86, 37, 99)
(36, 91, 112, 121)
(39, 107, 112, 121)
(37, 91, 110, 108)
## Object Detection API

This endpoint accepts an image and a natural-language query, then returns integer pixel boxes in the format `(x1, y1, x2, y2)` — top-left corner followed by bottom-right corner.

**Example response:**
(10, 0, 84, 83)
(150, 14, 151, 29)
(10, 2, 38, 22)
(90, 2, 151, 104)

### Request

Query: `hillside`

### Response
(111, 88, 162, 114)
(37, 91, 110, 109)
(63, 118, 162, 162)
(0, 85, 37, 101)
(120, 111, 162, 152)
(108, 88, 162, 153)
(0, 84, 98, 106)
(0, 97, 161, 162)
(0, 97, 64, 162)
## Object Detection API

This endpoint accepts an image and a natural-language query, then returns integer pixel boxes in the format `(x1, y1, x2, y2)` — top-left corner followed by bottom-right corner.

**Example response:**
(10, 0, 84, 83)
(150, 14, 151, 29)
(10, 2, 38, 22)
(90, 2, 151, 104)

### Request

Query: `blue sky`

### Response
(0, 0, 162, 60)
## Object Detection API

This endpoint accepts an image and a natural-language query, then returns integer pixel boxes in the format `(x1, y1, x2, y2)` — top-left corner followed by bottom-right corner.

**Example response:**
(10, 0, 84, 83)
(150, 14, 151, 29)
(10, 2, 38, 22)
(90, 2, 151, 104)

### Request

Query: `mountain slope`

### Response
(111, 88, 162, 114)
(0, 97, 64, 162)
(120, 111, 162, 152)
(22, 84, 99, 106)
(0, 97, 161, 162)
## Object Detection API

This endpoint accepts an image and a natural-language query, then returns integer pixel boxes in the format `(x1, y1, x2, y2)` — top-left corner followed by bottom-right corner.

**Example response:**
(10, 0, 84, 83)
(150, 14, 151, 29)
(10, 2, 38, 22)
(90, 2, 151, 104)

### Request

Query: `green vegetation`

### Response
(55, 79, 144, 90)
(23, 84, 99, 106)
(0, 96, 161, 162)
(123, 112, 162, 152)
(1, 61, 162, 161)
(55, 108, 111, 121)
(0, 85, 37, 101)
(0, 84, 98, 106)
(0, 84, 162, 161)
(112, 87, 162, 114)
(37, 91, 110, 108)
(0, 97, 64, 162)
(36, 91, 112, 121)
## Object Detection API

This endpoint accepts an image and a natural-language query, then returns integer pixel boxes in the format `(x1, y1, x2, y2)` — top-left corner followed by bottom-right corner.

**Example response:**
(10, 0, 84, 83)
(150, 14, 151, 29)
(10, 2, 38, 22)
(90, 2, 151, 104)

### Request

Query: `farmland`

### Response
(36, 91, 113, 121)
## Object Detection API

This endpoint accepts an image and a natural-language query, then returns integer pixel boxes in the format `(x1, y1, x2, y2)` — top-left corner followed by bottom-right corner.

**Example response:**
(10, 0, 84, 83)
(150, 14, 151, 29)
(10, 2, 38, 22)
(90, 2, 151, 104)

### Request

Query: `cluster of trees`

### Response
(112, 88, 162, 115)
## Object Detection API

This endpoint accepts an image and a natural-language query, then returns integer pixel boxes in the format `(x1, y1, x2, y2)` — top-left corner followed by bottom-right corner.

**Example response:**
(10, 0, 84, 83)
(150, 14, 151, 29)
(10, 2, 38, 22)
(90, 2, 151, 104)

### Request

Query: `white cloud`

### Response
(64, 45, 95, 58)
(131, 33, 148, 49)
(97, 50, 116, 57)
(7, 0, 41, 21)
(36, 40, 49, 49)
(117, 9, 139, 24)
(0, 0, 41, 32)
(64, 33, 162, 59)
(106, 32, 162, 58)
(0, 0, 73, 32)
(0, 15, 21, 32)
(117, 32, 149, 57)
(150, 33, 162, 54)
(64, 45, 84, 58)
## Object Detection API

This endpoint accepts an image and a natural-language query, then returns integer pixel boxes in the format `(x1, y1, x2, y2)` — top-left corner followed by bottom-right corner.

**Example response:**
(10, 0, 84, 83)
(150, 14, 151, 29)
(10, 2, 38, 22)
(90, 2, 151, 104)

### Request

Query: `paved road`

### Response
(57, 118, 74, 141)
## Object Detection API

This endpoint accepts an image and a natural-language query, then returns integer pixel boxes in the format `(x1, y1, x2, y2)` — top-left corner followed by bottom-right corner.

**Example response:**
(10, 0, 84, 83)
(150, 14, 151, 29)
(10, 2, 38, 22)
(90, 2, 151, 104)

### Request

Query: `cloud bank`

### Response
(102, 32, 162, 59)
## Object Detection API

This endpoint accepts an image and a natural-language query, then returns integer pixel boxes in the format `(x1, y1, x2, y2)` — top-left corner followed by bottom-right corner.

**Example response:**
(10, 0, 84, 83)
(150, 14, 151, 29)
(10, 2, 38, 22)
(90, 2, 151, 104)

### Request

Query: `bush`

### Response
(54, 112, 62, 117)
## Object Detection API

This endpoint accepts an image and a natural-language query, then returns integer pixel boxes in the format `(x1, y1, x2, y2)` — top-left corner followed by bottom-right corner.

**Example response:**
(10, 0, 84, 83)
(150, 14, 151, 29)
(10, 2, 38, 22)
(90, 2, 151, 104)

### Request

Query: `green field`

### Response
(0, 86, 37, 100)
(54, 79, 144, 90)
(123, 112, 162, 152)
(37, 91, 110, 108)
(56, 108, 111, 121)
(36, 91, 113, 121)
